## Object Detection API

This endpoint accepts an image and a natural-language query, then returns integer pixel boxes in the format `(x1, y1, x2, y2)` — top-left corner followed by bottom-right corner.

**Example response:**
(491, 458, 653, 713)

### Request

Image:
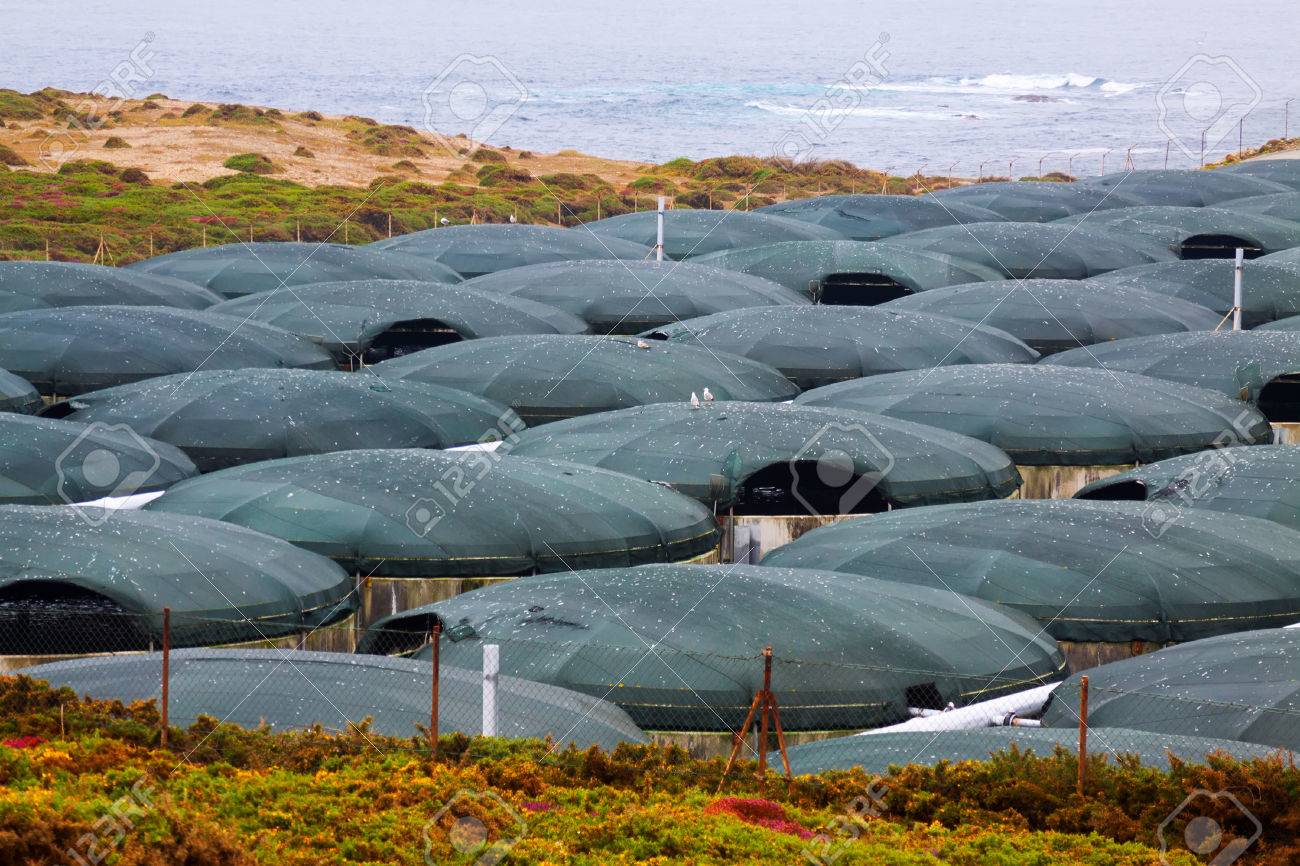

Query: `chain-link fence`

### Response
(4, 606, 1296, 793)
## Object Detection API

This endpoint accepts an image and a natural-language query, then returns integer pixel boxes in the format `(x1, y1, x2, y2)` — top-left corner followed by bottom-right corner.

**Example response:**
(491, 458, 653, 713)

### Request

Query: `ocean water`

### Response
(2, 0, 1297, 174)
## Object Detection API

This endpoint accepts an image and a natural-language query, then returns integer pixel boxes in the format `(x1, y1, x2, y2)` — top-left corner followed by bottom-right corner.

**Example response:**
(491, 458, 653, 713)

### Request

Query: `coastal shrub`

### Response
(181, 103, 208, 117)
(119, 167, 150, 185)
(297, 110, 324, 122)
(471, 147, 507, 163)
(103, 136, 130, 149)
(222, 153, 277, 174)
(293, 145, 314, 158)
(0, 88, 51, 119)
(0, 145, 27, 166)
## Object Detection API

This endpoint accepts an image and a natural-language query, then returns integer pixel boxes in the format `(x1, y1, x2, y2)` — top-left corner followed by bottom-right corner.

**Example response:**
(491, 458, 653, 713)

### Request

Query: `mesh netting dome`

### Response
(1043, 330, 1300, 409)
(369, 224, 650, 278)
(644, 305, 1037, 388)
(23, 650, 646, 749)
(459, 259, 808, 334)
(762, 499, 1300, 643)
(509, 401, 1021, 510)
(796, 363, 1272, 465)
(1263, 245, 1300, 266)
(1079, 169, 1292, 206)
(693, 240, 1004, 304)
(881, 222, 1176, 279)
(0, 368, 40, 415)
(146, 450, 720, 577)
(780, 727, 1282, 775)
(586, 208, 843, 259)
(0, 506, 355, 653)
(58, 369, 520, 472)
(1076, 444, 1300, 532)
(885, 278, 1220, 354)
(0, 306, 336, 397)
(0, 414, 196, 504)
(0, 261, 221, 313)
(360, 563, 1066, 731)
(1086, 258, 1300, 327)
(756, 194, 1004, 240)
(1220, 191, 1300, 223)
(370, 335, 799, 425)
(208, 279, 589, 362)
(1219, 160, 1300, 191)
(932, 181, 1146, 222)
(1060, 205, 1300, 259)
(128, 241, 459, 299)
(1042, 629, 1300, 751)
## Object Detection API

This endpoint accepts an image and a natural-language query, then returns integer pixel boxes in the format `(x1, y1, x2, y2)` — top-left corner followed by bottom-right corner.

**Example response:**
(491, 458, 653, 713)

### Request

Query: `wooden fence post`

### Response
(1077, 675, 1089, 796)
(161, 607, 171, 748)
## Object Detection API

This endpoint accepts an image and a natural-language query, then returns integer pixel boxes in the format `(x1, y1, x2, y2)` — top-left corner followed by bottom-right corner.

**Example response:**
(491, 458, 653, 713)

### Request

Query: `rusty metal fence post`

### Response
(1077, 675, 1089, 796)
(430, 620, 442, 756)
(160, 607, 171, 748)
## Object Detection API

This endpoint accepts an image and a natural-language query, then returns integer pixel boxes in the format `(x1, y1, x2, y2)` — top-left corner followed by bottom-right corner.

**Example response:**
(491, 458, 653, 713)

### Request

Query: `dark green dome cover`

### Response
(0, 261, 221, 313)
(1076, 444, 1300, 532)
(128, 241, 459, 299)
(59, 369, 520, 472)
(756, 194, 1004, 240)
(509, 402, 1022, 508)
(1080, 169, 1291, 206)
(1219, 160, 1300, 191)
(881, 222, 1176, 279)
(1042, 629, 1300, 751)
(1086, 258, 1300, 327)
(369, 224, 650, 278)
(361, 563, 1066, 730)
(644, 305, 1037, 389)
(762, 499, 1300, 643)
(932, 181, 1145, 222)
(24, 650, 646, 749)
(0, 506, 355, 652)
(1220, 191, 1300, 223)
(780, 727, 1282, 776)
(1043, 330, 1300, 402)
(460, 259, 809, 335)
(796, 364, 1272, 465)
(884, 278, 1219, 355)
(1060, 205, 1300, 258)
(0, 306, 335, 396)
(694, 240, 1004, 299)
(208, 279, 589, 361)
(585, 208, 844, 259)
(146, 450, 720, 577)
(0, 414, 196, 504)
(0, 368, 41, 415)
(370, 335, 799, 426)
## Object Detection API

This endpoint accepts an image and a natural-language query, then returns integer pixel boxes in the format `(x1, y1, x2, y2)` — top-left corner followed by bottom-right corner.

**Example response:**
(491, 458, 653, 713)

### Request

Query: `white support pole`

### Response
(655, 196, 665, 263)
(1233, 248, 1245, 331)
(482, 643, 499, 736)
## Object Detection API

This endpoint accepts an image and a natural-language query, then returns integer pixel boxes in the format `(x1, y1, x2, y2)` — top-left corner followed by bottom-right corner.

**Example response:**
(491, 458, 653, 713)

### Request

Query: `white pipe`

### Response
(655, 196, 665, 263)
(482, 643, 499, 737)
(858, 683, 1058, 735)
(1233, 248, 1244, 331)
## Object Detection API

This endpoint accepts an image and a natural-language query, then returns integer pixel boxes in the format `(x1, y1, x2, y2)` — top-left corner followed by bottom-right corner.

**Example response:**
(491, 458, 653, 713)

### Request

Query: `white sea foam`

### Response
(745, 100, 975, 121)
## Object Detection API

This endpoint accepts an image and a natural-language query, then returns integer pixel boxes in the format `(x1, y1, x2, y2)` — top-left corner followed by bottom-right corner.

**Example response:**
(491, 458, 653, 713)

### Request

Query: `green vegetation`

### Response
(103, 136, 131, 149)
(1211, 137, 1300, 166)
(223, 152, 278, 174)
(347, 122, 427, 157)
(0, 89, 50, 120)
(14, 675, 1299, 864)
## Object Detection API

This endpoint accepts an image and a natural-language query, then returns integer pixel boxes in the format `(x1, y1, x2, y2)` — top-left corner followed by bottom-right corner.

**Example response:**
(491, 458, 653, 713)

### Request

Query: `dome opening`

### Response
(819, 272, 913, 306)
(1179, 234, 1263, 260)
(1073, 479, 1149, 501)
(0, 582, 144, 654)
(1257, 373, 1300, 421)
(734, 461, 889, 516)
(360, 317, 465, 363)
